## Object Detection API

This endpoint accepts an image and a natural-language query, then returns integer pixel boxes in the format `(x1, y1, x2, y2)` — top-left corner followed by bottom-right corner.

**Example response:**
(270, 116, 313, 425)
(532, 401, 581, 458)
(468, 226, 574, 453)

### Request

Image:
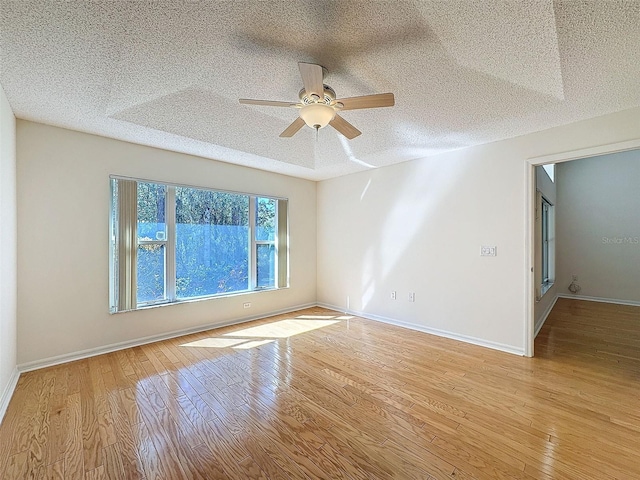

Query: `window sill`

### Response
(540, 282, 554, 298)
(110, 286, 287, 314)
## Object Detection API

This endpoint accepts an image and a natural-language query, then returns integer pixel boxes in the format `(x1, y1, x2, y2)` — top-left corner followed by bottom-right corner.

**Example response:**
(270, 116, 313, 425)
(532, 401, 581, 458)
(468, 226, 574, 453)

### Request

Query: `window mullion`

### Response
(166, 186, 177, 301)
(274, 200, 279, 288)
(249, 196, 257, 290)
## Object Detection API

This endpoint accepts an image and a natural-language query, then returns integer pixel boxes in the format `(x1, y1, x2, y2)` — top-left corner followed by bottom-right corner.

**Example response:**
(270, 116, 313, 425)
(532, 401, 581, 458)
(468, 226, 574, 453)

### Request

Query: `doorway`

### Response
(525, 139, 640, 357)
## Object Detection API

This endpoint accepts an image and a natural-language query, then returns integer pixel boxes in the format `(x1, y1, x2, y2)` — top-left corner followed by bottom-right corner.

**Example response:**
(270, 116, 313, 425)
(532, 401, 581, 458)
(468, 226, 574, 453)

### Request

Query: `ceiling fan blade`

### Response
(337, 93, 395, 111)
(329, 114, 362, 139)
(279, 117, 306, 138)
(239, 99, 297, 107)
(298, 62, 324, 97)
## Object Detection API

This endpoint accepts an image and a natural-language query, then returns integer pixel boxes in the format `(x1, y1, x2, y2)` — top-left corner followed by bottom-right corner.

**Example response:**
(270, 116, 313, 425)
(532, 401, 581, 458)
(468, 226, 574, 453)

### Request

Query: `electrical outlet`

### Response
(243, 302, 251, 309)
(408, 292, 415, 302)
(391, 291, 397, 300)
(572, 274, 578, 281)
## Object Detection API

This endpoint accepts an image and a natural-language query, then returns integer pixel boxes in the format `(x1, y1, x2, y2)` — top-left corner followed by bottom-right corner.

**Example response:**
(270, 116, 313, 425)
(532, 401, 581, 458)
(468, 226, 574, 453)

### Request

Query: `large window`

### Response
(110, 178, 288, 312)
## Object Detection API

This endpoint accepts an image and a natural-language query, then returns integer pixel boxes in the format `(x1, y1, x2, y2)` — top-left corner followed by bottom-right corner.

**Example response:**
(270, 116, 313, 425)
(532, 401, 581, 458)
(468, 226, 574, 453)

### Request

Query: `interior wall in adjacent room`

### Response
(556, 149, 640, 304)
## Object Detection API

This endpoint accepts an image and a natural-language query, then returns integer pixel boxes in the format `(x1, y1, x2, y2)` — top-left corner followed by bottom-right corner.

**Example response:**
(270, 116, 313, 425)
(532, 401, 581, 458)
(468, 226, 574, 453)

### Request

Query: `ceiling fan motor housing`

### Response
(299, 85, 337, 106)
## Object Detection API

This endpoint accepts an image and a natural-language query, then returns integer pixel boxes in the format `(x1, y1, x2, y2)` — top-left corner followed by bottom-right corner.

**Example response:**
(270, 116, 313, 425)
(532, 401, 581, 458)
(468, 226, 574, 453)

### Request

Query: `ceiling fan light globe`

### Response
(299, 104, 336, 130)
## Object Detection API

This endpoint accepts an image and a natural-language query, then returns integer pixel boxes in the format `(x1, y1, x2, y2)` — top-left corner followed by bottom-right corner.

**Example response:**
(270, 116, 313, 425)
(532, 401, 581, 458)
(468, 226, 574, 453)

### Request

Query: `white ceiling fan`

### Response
(239, 62, 394, 139)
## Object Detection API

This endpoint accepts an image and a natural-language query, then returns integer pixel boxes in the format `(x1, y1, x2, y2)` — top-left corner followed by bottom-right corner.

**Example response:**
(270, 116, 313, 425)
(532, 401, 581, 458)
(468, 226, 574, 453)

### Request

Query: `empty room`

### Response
(1, 1, 640, 479)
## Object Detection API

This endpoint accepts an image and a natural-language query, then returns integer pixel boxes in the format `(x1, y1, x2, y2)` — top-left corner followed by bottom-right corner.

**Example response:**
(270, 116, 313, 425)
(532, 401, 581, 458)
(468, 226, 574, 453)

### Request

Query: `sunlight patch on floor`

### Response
(222, 319, 340, 339)
(180, 315, 343, 350)
(232, 339, 275, 350)
(180, 338, 247, 348)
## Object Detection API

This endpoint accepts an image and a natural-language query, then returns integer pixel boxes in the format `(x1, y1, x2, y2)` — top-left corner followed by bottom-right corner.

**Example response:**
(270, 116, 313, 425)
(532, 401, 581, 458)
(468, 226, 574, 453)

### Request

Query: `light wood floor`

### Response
(1, 299, 639, 479)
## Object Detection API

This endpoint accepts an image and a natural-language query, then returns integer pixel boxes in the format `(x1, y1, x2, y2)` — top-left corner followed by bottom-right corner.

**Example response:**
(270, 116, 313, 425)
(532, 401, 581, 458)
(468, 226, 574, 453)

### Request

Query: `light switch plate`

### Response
(481, 246, 497, 256)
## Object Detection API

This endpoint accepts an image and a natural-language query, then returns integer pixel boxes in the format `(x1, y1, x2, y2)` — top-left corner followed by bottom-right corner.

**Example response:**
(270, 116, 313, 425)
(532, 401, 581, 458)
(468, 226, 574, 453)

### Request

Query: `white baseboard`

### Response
(316, 302, 525, 356)
(0, 368, 20, 425)
(557, 294, 640, 307)
(17, 302, 316, 373)
(534, 294, 558, 338)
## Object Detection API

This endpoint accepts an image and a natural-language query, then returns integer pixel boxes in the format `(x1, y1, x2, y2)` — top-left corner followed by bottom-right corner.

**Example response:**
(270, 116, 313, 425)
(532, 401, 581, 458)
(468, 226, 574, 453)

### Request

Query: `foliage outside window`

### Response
(110, 177, 288, 312)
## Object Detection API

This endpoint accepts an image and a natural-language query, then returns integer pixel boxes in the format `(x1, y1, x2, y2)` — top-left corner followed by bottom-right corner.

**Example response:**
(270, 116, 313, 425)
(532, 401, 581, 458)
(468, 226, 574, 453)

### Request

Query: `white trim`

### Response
(0, 368, 20, 424)
(165, 185, 177, 301)
(17, 303, 315, 373)
(109, 174, 289, 202)
(524, 162, 535, 357)
(529, 139, 640, 166)
(249, 196, 257, 289)
(534, 294, 558, 338)
(317, 303, 525, 356)
(557, 294, 640, 308)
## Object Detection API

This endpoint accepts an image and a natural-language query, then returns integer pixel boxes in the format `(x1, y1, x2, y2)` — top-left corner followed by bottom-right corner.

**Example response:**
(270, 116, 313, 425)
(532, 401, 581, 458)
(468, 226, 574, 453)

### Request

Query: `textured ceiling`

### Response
(1, 1, 639, 181)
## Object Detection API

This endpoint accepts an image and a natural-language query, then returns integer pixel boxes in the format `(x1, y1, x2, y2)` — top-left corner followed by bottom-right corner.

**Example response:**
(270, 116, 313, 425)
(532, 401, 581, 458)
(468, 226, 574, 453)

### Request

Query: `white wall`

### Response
(556, 149, 640, 303)
(317, 107, 640, 354)
(12, 108, 640, 367)
(16, 121, 317, 366)
(0, 84, 18, 416)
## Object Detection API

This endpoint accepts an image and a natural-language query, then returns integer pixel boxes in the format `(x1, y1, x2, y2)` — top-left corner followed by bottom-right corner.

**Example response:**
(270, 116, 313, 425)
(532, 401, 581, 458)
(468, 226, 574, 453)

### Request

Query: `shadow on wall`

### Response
(358, 158, 466, 311)
(319, 151, 522, 346)
(320, 155, 467, 314)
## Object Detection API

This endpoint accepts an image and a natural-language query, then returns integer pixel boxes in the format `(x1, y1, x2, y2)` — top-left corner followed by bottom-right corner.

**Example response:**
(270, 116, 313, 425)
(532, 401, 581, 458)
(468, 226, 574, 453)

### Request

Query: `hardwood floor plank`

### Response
(129, 420, 168, 479)
(44, 366, 69, 467)
(78, 362, 103, 472)
(84, 464, 105, 480)
(45, 459, 65, 480)
(2, 300, 640, 479)
(3, 450, 29, 479)
(63, 392, 84, 479)
(241, 436, 293, 480)
(188, 443, 229, 479)
(106, 390, 145, 480)
(100, 442, 126, 480)
(134, 391, 189, 478)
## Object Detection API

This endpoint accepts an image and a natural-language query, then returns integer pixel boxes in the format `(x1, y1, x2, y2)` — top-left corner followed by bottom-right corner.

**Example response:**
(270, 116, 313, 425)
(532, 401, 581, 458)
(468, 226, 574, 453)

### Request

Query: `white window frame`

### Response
(253, 197, 279, 290)
(110, 176, 288, 313)
(539, 195, 554, 296)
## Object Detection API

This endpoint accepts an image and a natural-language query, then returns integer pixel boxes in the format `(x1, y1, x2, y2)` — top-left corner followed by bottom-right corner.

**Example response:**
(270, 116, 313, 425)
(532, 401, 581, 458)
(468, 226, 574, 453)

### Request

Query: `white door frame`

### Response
(524, 138, 640, 357)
